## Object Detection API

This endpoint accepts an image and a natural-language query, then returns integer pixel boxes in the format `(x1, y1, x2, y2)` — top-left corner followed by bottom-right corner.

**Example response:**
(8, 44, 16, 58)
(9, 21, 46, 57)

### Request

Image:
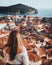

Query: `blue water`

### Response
(0, 9, 52, 17)
(35, 9, 52, 17)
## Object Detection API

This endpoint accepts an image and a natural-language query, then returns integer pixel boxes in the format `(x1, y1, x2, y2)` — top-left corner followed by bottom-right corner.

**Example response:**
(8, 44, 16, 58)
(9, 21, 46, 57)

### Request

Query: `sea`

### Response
(0, 9, 52, 17)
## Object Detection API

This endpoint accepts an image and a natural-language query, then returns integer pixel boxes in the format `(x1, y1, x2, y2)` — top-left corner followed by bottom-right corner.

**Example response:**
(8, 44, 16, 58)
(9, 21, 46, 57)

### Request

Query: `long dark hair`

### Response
(4, 30, 18, 60)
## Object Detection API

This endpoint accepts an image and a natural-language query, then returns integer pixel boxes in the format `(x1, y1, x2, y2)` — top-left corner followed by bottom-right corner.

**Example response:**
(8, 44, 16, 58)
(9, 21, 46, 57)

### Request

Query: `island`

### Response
(0, 4, 38, 14)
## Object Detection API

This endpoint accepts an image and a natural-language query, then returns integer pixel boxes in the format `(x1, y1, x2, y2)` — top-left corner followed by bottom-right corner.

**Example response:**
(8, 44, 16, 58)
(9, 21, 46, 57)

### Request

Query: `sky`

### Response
(0, 0, 52, 9)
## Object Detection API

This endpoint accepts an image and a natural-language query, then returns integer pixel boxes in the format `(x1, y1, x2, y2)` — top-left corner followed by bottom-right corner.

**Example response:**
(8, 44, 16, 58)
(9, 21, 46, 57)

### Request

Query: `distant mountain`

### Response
(0, 4, 38, 14)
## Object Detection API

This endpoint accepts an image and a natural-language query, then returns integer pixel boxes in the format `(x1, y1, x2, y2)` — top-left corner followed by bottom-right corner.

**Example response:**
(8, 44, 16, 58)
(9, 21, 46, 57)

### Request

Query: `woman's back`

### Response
(3, 45, 29, 65)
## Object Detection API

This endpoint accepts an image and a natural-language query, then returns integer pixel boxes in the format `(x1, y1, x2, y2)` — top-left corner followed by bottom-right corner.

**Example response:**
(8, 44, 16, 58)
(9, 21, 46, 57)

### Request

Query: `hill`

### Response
(0, 4, 38, 14)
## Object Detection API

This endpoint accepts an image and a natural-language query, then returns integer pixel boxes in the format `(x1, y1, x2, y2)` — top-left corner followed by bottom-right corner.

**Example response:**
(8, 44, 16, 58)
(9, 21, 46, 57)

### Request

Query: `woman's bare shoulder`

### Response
(3, 47, 10, 54)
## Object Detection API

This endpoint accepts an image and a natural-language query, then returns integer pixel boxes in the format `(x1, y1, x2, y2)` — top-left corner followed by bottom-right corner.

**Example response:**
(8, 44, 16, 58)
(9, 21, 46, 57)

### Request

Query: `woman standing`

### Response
(3, 30, 29, 65)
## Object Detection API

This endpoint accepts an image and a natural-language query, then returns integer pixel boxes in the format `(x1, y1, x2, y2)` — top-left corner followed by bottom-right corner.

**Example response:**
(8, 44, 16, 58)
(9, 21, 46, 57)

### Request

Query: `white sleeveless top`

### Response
(3, 46, 29, 65)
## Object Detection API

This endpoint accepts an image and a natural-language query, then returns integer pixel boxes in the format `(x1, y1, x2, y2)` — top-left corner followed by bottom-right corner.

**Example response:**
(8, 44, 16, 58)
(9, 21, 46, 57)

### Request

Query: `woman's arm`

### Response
(22, 46, 29, 65)
(3, 49, 9, 61)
